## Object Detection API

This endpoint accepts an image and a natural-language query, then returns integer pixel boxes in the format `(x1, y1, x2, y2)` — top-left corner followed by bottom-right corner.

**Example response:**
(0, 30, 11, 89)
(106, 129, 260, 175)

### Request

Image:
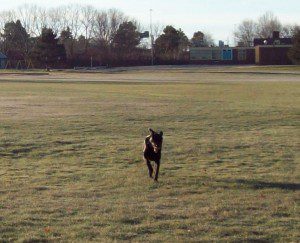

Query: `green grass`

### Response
(0, 68, 299, 242)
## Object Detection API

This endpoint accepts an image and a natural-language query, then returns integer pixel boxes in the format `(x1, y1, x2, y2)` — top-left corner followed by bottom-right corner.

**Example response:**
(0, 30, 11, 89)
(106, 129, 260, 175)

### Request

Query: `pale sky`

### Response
(0, 0, 299, 44)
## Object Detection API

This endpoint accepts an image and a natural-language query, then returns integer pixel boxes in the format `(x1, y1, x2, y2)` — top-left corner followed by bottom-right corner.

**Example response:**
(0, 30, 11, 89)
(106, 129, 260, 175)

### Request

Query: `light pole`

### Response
(150, 9, 154, 66)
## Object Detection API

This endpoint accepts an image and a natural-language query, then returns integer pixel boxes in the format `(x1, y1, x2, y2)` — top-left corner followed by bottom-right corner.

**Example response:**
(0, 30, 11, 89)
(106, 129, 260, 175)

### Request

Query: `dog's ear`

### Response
(149, 128, 154, 135)
(160, 131, 163, 136)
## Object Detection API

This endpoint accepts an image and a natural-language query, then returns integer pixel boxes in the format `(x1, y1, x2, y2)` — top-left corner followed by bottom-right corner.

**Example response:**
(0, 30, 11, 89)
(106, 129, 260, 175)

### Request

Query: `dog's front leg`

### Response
(144, 157, 153, 178)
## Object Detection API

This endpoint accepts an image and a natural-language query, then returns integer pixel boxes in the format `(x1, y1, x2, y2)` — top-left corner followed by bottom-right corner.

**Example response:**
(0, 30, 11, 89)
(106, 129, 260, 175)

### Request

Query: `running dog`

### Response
(143, 128, 163, 181)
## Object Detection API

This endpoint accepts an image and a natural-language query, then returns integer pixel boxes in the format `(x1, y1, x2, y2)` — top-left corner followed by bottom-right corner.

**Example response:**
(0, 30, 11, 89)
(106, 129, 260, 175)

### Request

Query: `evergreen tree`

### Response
(1, 20, 29, 59)
(59, 27, 74, 59)
(111, 21, 141, 62)
(155, 26, 189, 60)
(112, 21, 140, 51)
(191, 31, 215, 47)
(31, 28, 66, 68)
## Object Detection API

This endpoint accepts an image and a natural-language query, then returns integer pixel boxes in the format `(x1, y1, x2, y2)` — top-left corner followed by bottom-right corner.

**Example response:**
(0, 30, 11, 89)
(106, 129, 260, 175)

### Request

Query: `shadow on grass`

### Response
(232, 179, 300, 191)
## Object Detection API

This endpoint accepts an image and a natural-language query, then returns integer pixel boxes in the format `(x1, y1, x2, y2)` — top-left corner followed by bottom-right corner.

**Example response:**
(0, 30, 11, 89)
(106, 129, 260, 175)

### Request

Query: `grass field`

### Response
(0, 66, 299, 242)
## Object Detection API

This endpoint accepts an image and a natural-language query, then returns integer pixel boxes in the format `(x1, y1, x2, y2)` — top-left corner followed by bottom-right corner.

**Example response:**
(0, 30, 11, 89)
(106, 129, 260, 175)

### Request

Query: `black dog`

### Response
(143, 128, 163, 181)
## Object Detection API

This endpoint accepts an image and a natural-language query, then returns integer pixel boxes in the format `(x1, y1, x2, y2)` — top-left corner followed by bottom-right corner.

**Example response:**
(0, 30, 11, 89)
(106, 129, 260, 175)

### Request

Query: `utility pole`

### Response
(150, 9, 154, 66)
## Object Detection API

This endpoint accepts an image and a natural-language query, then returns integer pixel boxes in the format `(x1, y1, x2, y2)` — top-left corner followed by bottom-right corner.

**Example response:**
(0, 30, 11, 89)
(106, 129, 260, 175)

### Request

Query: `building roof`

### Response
(0, 52, 7, 59)
(253, 31, 292, 46)
(253, 37, 292, 46)
(190, 46, 254, 51)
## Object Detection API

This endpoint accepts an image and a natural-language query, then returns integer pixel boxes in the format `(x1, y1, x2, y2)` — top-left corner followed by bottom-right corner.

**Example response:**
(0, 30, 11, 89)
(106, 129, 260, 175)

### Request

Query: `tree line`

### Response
(0, 5, 299, 68)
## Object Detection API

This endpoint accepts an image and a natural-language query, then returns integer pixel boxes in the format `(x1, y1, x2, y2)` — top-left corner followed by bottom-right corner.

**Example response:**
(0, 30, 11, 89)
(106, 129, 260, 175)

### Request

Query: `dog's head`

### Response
(149, 128, 163, 153)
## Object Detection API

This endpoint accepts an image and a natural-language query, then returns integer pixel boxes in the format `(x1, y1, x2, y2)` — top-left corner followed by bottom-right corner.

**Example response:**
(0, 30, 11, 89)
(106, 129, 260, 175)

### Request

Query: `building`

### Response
(0, 52, 7, 69)
(189, 31, 293, 65)
(255, 46, 293, 65)
(189, 46, 255, 65)
(254, 31, 293, 65)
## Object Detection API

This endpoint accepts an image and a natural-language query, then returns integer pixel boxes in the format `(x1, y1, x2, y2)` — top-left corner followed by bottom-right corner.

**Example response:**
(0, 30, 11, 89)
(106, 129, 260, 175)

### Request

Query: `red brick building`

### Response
(255, 45, 293, 65)
(254, 31, 293, 65)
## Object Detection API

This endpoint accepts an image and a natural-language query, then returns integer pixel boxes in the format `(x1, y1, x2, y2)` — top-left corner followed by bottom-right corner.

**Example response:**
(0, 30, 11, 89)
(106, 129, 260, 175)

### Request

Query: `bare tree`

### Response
(152, 22, 164, 41)
(29, 6, 48, 36)
(47, 7, 65, 35)
(93, 8, 127, 45)
(234, 20, 257, 46)
(65, 5, 81, 40)
(93, 10, 110, 43)
(17, 5, 33, 34)
(233, 12, 297, 45)
(108, 8, 128, 42)
(1, 5, 50, 38)
(80, 5, 97, 50)
(256, 12, 282, 38)
(282, 24, 300, 38)
(14, 5, 47, 37)
(58, 7, 69, 33)
(0, 10, 16, 32)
